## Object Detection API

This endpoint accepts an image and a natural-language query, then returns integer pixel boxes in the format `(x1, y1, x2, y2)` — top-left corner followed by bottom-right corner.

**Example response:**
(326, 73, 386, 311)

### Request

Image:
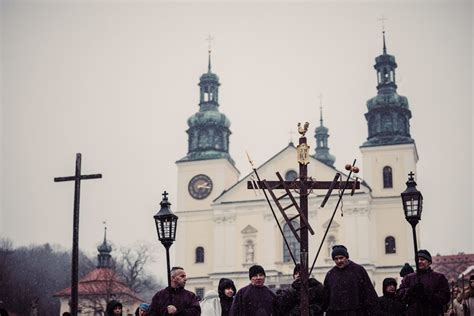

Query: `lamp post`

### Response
(400, 172, 423, 272)
(154, 191, 178, 287)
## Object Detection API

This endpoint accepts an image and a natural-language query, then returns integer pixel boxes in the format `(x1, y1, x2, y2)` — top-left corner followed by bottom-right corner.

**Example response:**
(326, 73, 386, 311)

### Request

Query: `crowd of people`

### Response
(100, 245, 473, 316)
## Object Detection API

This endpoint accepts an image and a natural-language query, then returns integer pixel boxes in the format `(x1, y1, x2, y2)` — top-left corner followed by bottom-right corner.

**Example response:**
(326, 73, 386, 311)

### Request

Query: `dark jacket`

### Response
(149, 286, 201, 316)
(323, 261, 379, 316)
(218, 278, 237, 316)
(230, 283, 276, 316)
(398, 268, 450, 316)
(377, 278, 406, 316)
(278, 277, 324, 316)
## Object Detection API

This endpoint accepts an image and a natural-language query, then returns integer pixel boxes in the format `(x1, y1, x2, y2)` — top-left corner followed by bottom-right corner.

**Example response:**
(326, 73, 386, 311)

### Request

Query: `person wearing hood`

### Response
(377, 277, 406, 315)
(398, 249, 450, 315)
(322, 245, 379, 315)
(106, 300, 123, 316)
(278, 263, 324, 316)
(218, 278, 236, 316)
(200, 290, 222, 316)
(229, 264, 277, 316)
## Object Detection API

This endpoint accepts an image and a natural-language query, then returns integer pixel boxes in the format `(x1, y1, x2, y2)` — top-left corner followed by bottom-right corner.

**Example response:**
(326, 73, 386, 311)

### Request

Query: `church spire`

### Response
(178, 40, 235, 165)
(97, 221, 112, 268)
(361, 24, 415, 148)
(314, 95, 335, 167)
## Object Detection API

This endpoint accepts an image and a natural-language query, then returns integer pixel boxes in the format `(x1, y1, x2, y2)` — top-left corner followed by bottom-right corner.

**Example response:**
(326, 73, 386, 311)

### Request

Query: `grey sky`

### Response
(1, 0, 472, 282)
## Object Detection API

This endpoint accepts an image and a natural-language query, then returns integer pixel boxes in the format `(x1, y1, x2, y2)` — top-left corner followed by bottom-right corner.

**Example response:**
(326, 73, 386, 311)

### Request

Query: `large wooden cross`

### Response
(54, 153, 102, 316)
(247, 125, 359, 316)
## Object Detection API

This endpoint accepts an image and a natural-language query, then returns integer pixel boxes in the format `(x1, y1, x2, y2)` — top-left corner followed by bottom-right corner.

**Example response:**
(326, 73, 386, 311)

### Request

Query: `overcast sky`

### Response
(1, 0, 472, 282)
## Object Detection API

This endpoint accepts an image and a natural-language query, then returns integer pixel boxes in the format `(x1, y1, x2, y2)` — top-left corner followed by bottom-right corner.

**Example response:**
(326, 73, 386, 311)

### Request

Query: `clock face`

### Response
(188, 174, 213, 200)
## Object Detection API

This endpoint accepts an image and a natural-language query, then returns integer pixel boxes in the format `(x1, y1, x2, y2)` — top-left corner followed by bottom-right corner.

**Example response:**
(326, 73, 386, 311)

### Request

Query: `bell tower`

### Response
(360, 30, 418, 198)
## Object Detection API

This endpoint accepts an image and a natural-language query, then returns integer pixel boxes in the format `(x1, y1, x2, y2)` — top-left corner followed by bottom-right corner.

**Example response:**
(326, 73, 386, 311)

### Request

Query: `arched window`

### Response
(385, 236, 396, 254)
(195, 246, 204, 263)
(383, 166, 393, 188)
(283, 221, 300, 263)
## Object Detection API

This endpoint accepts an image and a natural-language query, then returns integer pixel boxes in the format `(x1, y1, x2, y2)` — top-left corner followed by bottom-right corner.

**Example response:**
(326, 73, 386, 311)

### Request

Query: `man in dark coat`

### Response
(377, 277, 406, 315)
(398, 249, 450, 316)
(149, 266, 201, 315)
(322, 245, 379, 315)
(230, 264, 276, 316)
(218, 278, 237, 316)
(278, 263, 324, 316)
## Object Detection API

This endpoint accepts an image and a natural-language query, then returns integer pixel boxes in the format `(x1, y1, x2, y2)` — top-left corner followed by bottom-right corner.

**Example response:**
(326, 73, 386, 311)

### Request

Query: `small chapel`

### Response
(54, 228, 143, 315)
(175, 32, 418, 297)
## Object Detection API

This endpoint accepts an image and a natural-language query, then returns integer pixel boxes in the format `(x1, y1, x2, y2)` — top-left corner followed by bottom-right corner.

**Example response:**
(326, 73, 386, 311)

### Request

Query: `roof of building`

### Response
(431, 253, 474, 282)
(54, 267, 142, 301)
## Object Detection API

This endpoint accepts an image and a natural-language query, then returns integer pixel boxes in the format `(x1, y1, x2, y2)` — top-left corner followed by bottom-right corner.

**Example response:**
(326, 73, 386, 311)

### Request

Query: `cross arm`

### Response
(54, 174, 102, 182)
(246, 180, 359, 190)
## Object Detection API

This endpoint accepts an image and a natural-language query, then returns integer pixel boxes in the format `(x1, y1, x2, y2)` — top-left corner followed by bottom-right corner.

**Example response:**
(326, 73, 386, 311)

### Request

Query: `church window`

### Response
(383, 166, 393, 188)
(385, 236, 396, 254)
(195, 246, 204, 263)
(283, 221, 300, 263)
(285, 170, 298, 182)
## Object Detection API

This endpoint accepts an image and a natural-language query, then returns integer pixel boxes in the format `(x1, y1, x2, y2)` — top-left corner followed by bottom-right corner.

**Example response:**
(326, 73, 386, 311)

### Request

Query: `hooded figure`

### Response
(200, 290, 222, 316)
(218, 278, 237, 316)
(377, 277, 406, 316)
(278, 263, 324, 316)
(106, 300, 123, 316)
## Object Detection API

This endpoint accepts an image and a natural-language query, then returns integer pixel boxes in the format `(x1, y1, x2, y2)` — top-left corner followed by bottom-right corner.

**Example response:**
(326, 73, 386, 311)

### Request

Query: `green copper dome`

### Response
(361, 32, 414, 148)
(177, 52, 235, 165)
(313, 106, 335, 167)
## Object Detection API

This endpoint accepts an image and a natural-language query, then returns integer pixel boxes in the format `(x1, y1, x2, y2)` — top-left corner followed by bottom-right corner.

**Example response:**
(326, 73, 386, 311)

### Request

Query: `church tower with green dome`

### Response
(361, 31, 415, 148)
(177, 50, 234, 165)
(360, 30, 418, 198)
(175, 48, 240, 273)
(314, 105, 335, 167)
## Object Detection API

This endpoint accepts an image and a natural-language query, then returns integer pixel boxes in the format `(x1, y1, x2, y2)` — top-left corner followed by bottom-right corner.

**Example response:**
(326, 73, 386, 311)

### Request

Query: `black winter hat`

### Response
(417, 249, 432, 263)
(249, 264, 266, 279)
(331, 245, 349, 260)
(469, 275, 474, 281)
(400, 263, 415, 277)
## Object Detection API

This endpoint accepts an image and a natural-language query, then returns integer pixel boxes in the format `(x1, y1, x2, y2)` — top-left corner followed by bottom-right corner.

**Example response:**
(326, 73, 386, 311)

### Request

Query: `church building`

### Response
(55, 228, 143, 315)
(175, 33, 418, 297)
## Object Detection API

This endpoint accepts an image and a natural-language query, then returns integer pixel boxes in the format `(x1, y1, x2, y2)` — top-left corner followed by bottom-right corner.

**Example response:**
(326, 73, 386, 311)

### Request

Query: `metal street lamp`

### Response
(401, 172, 423, 272)
(154, 191, 178, 287)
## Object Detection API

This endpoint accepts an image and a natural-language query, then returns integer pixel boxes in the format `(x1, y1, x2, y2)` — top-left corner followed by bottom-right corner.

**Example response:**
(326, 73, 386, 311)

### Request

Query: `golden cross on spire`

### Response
(378, 15, 388, 32)
(205, 34, 214, 52)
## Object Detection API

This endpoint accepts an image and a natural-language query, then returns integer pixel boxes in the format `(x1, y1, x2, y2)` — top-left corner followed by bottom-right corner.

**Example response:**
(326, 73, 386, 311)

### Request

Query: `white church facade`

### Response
(175, 35, 419, 297)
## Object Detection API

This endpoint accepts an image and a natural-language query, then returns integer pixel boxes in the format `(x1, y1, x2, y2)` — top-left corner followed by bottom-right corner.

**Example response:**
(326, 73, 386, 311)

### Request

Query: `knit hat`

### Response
(400, 263, 415, 277)
(331, 245, 349, 259)
(139, 303, 150, 311)
(470, 275, 474, 281)
(249, 264, 266, 279)
(417, 249, 432, 263)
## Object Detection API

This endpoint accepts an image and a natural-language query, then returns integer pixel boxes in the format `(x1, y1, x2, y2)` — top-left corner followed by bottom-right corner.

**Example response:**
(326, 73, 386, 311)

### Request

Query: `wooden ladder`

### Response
(263, 172, 314, 242)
